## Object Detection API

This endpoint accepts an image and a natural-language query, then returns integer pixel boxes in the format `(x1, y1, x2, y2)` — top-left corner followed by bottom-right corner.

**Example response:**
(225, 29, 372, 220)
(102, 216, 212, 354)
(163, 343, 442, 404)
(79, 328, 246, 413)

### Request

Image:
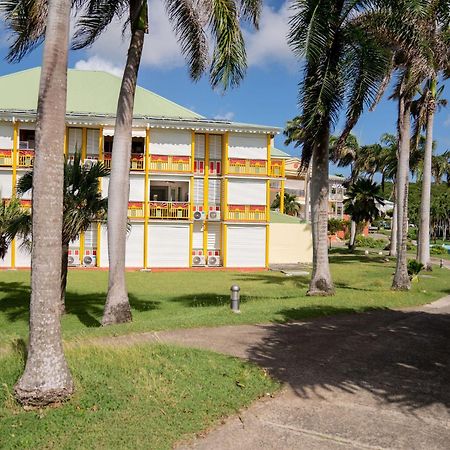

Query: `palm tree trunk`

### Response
(60, 242, 69, 313)
(417, 99, 435, 270)
(102, 0, 145, 325)
(14, 0, 73, 406)
(304, 168, 310, 222)
(308, 125, 334, 296)
(389, 184, 397, 257)
(392, 94, 411, 290)
(349, 220, 357, 251)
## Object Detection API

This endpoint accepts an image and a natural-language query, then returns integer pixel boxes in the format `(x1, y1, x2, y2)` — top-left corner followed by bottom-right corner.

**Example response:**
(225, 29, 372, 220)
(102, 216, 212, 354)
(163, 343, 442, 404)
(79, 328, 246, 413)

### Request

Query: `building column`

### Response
(265, 179, 271, 268)
(266, 134, 272, 176)
(203, 134, 210, 257)
(96, 127, 103, 267)
(11, 121, 19, 269)
(143, 128, 150, 269)
(81, 127, 87, 160)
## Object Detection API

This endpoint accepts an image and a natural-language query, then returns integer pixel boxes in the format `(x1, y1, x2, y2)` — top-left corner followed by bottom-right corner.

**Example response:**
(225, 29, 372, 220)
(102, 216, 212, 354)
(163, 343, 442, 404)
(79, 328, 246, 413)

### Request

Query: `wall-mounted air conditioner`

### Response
(207, 255, 221, 267)
(68, 254, 80, 266)
(193, 210, 206, 221)
(83, 255, 96, 267)
(192, 255, 206, 266)
(208, 210, 221, 221)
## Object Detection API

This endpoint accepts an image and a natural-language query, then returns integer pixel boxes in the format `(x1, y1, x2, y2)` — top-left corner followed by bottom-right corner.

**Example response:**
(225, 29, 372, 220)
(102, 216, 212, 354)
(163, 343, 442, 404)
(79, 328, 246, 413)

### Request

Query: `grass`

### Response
(0, 344, 278, 449)
(1, 251, 449, 349)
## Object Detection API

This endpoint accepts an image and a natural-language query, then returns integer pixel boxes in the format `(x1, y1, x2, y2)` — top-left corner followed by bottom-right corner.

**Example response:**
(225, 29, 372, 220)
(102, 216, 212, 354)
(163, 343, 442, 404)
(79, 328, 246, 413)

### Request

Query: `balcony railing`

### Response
(18, 150, 34, 167)
(228, 159, 267, 176)
(226, 204, 267, 221)
(103, 152, 144, 171)
(0, 150, 13, 166)
(149, 155, 191, 173)
(149, 201, 190, 219)
(270, 159, 285, 177)
(128, 202, 145, 219)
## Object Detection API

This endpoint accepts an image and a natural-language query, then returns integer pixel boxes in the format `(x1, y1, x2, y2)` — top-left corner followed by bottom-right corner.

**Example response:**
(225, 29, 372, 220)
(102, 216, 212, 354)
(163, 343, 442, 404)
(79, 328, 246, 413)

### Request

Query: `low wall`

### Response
(269, 223, 312, 264)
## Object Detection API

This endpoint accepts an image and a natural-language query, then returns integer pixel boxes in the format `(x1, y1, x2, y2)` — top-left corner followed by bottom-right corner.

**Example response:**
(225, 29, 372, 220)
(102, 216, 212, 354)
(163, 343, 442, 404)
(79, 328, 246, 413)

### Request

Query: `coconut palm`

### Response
(344, 178, 385, 250)
(271, 192, 300, 216)
(287, 0, 391, 295)
(431, 151, 450, 184)
(12, 153, 109, 312)
(0, 197, 29, 259)
(8, 0, 74, 407)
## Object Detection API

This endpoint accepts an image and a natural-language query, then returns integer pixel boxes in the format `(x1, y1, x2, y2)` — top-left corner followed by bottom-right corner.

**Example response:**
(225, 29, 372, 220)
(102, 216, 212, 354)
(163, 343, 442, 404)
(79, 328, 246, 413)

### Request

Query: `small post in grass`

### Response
(230, 285, 241, 314)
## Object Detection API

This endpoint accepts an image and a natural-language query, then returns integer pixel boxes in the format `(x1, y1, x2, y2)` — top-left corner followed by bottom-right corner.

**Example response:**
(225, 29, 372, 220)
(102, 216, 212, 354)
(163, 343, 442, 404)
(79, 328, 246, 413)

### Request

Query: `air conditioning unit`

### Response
(208, 210, 221, 221)
(207, 255, 221, 267)
(193, 210, 206, 221)
(83, 255, 97, 267)
(83, 159, 95, 170)
(192, 255, 206, 266)
(68, 255, 80, 266)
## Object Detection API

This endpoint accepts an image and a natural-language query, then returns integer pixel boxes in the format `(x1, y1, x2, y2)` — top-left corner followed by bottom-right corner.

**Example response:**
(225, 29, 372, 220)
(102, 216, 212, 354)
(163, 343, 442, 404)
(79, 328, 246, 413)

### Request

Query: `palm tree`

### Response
(287, 0, 391, 295)
(431, 152, 450, 184)
(12, 153, 109, 312)
(9, 0, 74, 406)
(344, 178, 385, 250)
(271, 192, 300, 216)
(0, 197, 29, 260)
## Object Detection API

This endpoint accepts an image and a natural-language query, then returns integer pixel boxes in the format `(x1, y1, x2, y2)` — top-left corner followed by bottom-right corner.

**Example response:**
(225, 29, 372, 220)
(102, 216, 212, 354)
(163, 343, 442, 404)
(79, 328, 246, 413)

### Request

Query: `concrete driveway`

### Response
(161, 297, 450, 449)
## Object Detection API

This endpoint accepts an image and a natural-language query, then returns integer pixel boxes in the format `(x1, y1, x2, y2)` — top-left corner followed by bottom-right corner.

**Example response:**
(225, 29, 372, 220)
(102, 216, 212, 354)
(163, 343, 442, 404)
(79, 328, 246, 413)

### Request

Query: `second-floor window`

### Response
(19, 129, 35, 150)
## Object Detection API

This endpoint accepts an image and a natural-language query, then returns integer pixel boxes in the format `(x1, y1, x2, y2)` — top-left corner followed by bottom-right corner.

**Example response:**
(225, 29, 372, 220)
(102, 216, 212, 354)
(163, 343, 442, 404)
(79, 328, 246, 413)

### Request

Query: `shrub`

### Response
(430, 245, 448, 255)
(408, 228, 417, 240)
(408, 260, 424, 282)
(354, 235, 386, 248)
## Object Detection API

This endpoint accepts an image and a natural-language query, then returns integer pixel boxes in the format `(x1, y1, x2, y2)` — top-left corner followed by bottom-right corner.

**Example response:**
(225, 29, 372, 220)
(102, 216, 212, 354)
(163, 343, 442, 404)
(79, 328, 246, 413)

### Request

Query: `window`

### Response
(19, 130, 35, 150)
(104, 136, 113, 153)
(132, 137, 144, 154)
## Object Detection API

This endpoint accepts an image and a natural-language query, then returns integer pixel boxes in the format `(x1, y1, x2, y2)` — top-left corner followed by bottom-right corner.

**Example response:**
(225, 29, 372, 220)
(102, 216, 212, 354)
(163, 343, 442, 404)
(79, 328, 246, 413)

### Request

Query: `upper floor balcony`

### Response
(226, 204, 267, 222)
(270, 159, 285, 178)
(228, 158, 267, 176)
(149, 154, 191, 173)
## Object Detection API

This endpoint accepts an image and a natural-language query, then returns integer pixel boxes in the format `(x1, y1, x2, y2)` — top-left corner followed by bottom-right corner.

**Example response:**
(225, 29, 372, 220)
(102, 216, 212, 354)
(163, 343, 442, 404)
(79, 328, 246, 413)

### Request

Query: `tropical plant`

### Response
(8, 0, 74, 406)
(344, 178, 385, 250)
(271, 192, 299, 216)
(431, 151, 450, 184)
(287, 0, 391, 295)
(12, 153, 109, 311)
(0, 197, 29, 260)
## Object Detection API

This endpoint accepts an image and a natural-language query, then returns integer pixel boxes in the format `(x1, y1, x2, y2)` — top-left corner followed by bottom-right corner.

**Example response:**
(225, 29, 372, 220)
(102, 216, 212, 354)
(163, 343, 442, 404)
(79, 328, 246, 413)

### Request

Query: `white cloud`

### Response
(214, 112, 235, 121)
(74, 56, 124, 77)
(244, 3, 295, 69)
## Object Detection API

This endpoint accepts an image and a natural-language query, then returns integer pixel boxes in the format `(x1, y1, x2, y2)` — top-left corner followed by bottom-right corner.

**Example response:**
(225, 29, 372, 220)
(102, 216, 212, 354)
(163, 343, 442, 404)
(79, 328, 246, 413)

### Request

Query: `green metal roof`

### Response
(270, 211, 301, 223)
(0, 67, 203, 119)
(271, 147, 290, 159)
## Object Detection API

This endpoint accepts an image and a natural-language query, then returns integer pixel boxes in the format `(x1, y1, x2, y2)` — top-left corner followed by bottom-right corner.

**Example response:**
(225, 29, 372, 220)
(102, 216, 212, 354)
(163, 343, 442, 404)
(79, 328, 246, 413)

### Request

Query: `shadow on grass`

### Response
(0, 281, 160, 328)
(234, 273, 310, 289)
(246, 308, 450, 412)
(275, 305, 380, 322)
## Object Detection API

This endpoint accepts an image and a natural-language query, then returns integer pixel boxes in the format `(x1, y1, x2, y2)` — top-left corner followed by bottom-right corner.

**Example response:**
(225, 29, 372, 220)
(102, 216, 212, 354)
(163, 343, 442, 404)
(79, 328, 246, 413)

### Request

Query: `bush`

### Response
(407, 259, 424, 276)
(354, 235, 386, 248)
(430, 245, 448, 255)
(408, 228, 417, 240)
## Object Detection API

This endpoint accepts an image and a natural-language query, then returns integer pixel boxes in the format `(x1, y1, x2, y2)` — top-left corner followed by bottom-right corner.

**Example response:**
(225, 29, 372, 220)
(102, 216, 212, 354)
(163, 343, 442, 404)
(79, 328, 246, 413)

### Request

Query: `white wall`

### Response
(0, 171, 12, 198)
(126, 223, 144, 268)
(228, 179, 266, 205)
(269, 223, 313, 264)
(228, 133, 267, 160)
(150, 129, 191, 156)
(99, 225, 109, 267)
(227, 225, 266, 268)
(148, 224, 189, 267)
(129, 174, 145, 201)
(0, 123, 13, 149)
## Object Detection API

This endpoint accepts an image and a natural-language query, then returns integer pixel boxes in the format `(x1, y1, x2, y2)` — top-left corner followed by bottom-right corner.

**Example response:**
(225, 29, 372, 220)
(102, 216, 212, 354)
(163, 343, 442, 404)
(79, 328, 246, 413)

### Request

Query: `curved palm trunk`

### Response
(417, 100, 435, 270)
(60, 242, 69, 313)
(389, 186, 397, 257)
(308, 126, 334, 296)
(392, 94, 411, 290)
(102, 0, 145, 326)
(348, 220, 357, 251)
(14, 0, 73, 406)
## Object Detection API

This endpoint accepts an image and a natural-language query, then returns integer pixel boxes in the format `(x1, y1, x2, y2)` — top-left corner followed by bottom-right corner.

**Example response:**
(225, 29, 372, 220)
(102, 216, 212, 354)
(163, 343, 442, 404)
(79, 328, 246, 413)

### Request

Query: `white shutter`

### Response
(208, 179, 221, 206)
(126, 223, 144, 267)
(68, 128, 83, 154)
(0, 123, 13, 149)
(228, 134, 267, 160)
(193, 222, 203, 249)
(195, 134, 205, 159)
(99, 225, 109, 267)
(103, 127, 114, 136)
(129, 175, 144, 201)
(228, 179, 266, 205)
(150, 129, 191, 156)
(87, 129, 99, 155)
(194, 179, 204, 205)
(209, 135, 222, 160)
(207, 223, 221, 250)
(102, 176, 110, 198)
(148, 224, 189, 267)
(227, 225, 266, 267)
(132, 129, 146, 138)
(0, 172, 12, 198)
(84, 224, 98, 249)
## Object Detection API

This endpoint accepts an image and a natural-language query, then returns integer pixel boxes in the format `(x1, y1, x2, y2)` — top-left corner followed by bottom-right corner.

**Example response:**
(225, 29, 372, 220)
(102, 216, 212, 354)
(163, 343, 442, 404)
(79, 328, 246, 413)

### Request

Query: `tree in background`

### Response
(344, 178, 385, 251)
(271, 192, 300, 216)
(0, 197, 29, 260)
(287, 0, 390, 296)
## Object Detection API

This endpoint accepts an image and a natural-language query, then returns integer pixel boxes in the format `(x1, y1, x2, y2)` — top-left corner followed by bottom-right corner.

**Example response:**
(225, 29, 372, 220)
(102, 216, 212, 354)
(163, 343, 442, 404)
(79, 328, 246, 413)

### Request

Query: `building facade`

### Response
(0, 68, 288, 269)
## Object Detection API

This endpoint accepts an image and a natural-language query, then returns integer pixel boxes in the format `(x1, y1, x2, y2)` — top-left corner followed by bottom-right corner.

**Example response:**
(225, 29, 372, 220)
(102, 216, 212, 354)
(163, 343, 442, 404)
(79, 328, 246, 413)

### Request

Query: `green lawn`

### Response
(1, 252, 449, 349)
(0, 344, 278, 449)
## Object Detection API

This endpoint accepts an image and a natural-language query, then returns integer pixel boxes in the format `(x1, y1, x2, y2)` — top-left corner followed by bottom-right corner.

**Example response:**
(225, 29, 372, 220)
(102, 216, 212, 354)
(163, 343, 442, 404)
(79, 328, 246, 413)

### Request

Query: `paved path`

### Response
(151, 296, 450, 450)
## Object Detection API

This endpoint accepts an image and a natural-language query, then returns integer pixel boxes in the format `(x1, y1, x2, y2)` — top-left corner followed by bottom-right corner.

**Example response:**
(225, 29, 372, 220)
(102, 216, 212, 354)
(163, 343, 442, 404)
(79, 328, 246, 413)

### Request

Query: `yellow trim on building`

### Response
(265, 224, 270, 268)
(79, 232, 85, 262)
(189, 175, 194, 267)
(266, 134, 272, 177)
(96, 127, 103, 267)
(223, 178, 228, 222)
(280, 180, 285, 214)
(11, 122, 19, 269)
(81, 127, 87, 160)
(64, 127, 68, 157)
(143, 128, 150, 268)
(266, 179, 270, 222)
(203, 133, 209, 256)
(96, 222, 101, 267)
(222, 223, 227, 267)
(223, 132, 229, 175)
(191, 131, 195, 173)
(98, 127, 103, 160)
(189, 223, 193, 267)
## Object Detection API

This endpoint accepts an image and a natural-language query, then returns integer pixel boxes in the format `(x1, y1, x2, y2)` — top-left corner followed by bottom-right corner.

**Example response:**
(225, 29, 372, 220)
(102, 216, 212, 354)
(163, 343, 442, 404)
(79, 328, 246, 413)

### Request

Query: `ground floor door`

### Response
(226, 225, 266, 268)
(148, 223, 189, 268)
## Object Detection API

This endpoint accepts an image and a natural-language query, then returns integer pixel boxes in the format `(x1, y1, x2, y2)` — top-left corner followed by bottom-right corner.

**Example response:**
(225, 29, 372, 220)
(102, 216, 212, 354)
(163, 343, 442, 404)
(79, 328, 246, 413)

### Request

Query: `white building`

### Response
(0, 68, 293, 269)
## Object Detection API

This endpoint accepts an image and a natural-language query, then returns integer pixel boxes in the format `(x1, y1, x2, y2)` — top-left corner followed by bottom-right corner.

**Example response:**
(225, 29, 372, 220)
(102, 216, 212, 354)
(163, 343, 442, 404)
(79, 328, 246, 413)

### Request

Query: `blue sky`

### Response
(1, 0, 449, 176)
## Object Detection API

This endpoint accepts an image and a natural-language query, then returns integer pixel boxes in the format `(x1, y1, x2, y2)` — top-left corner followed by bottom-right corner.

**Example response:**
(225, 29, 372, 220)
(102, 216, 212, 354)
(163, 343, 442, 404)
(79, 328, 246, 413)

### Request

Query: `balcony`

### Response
(270, 159, 285, 177)
(228, 159, 267, 176)
(149, 201, 190, 220)
(226, 204, 267, 222)
(128, 202, 145, 219)
(103, 152, 144, 171)
(18, 150, 34, 168)
(0, 150, 13, 166)
(149, 155, 191, 173)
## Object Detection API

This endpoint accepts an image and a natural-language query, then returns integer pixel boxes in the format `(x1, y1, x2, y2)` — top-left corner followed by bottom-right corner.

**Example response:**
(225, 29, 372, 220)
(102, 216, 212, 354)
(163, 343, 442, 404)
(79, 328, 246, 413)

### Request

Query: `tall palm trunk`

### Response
(308, 125, 334, 296)
(14, 0, 73, 406)
(417, 86, 435, 270)
(304, 169, 310, 222)
(348, 220, 357, 251)
(392, 93, 411, 290)
(102, 0, 145, 325)
(60, 242, 69, 313)
(389, 184, 397, 257)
